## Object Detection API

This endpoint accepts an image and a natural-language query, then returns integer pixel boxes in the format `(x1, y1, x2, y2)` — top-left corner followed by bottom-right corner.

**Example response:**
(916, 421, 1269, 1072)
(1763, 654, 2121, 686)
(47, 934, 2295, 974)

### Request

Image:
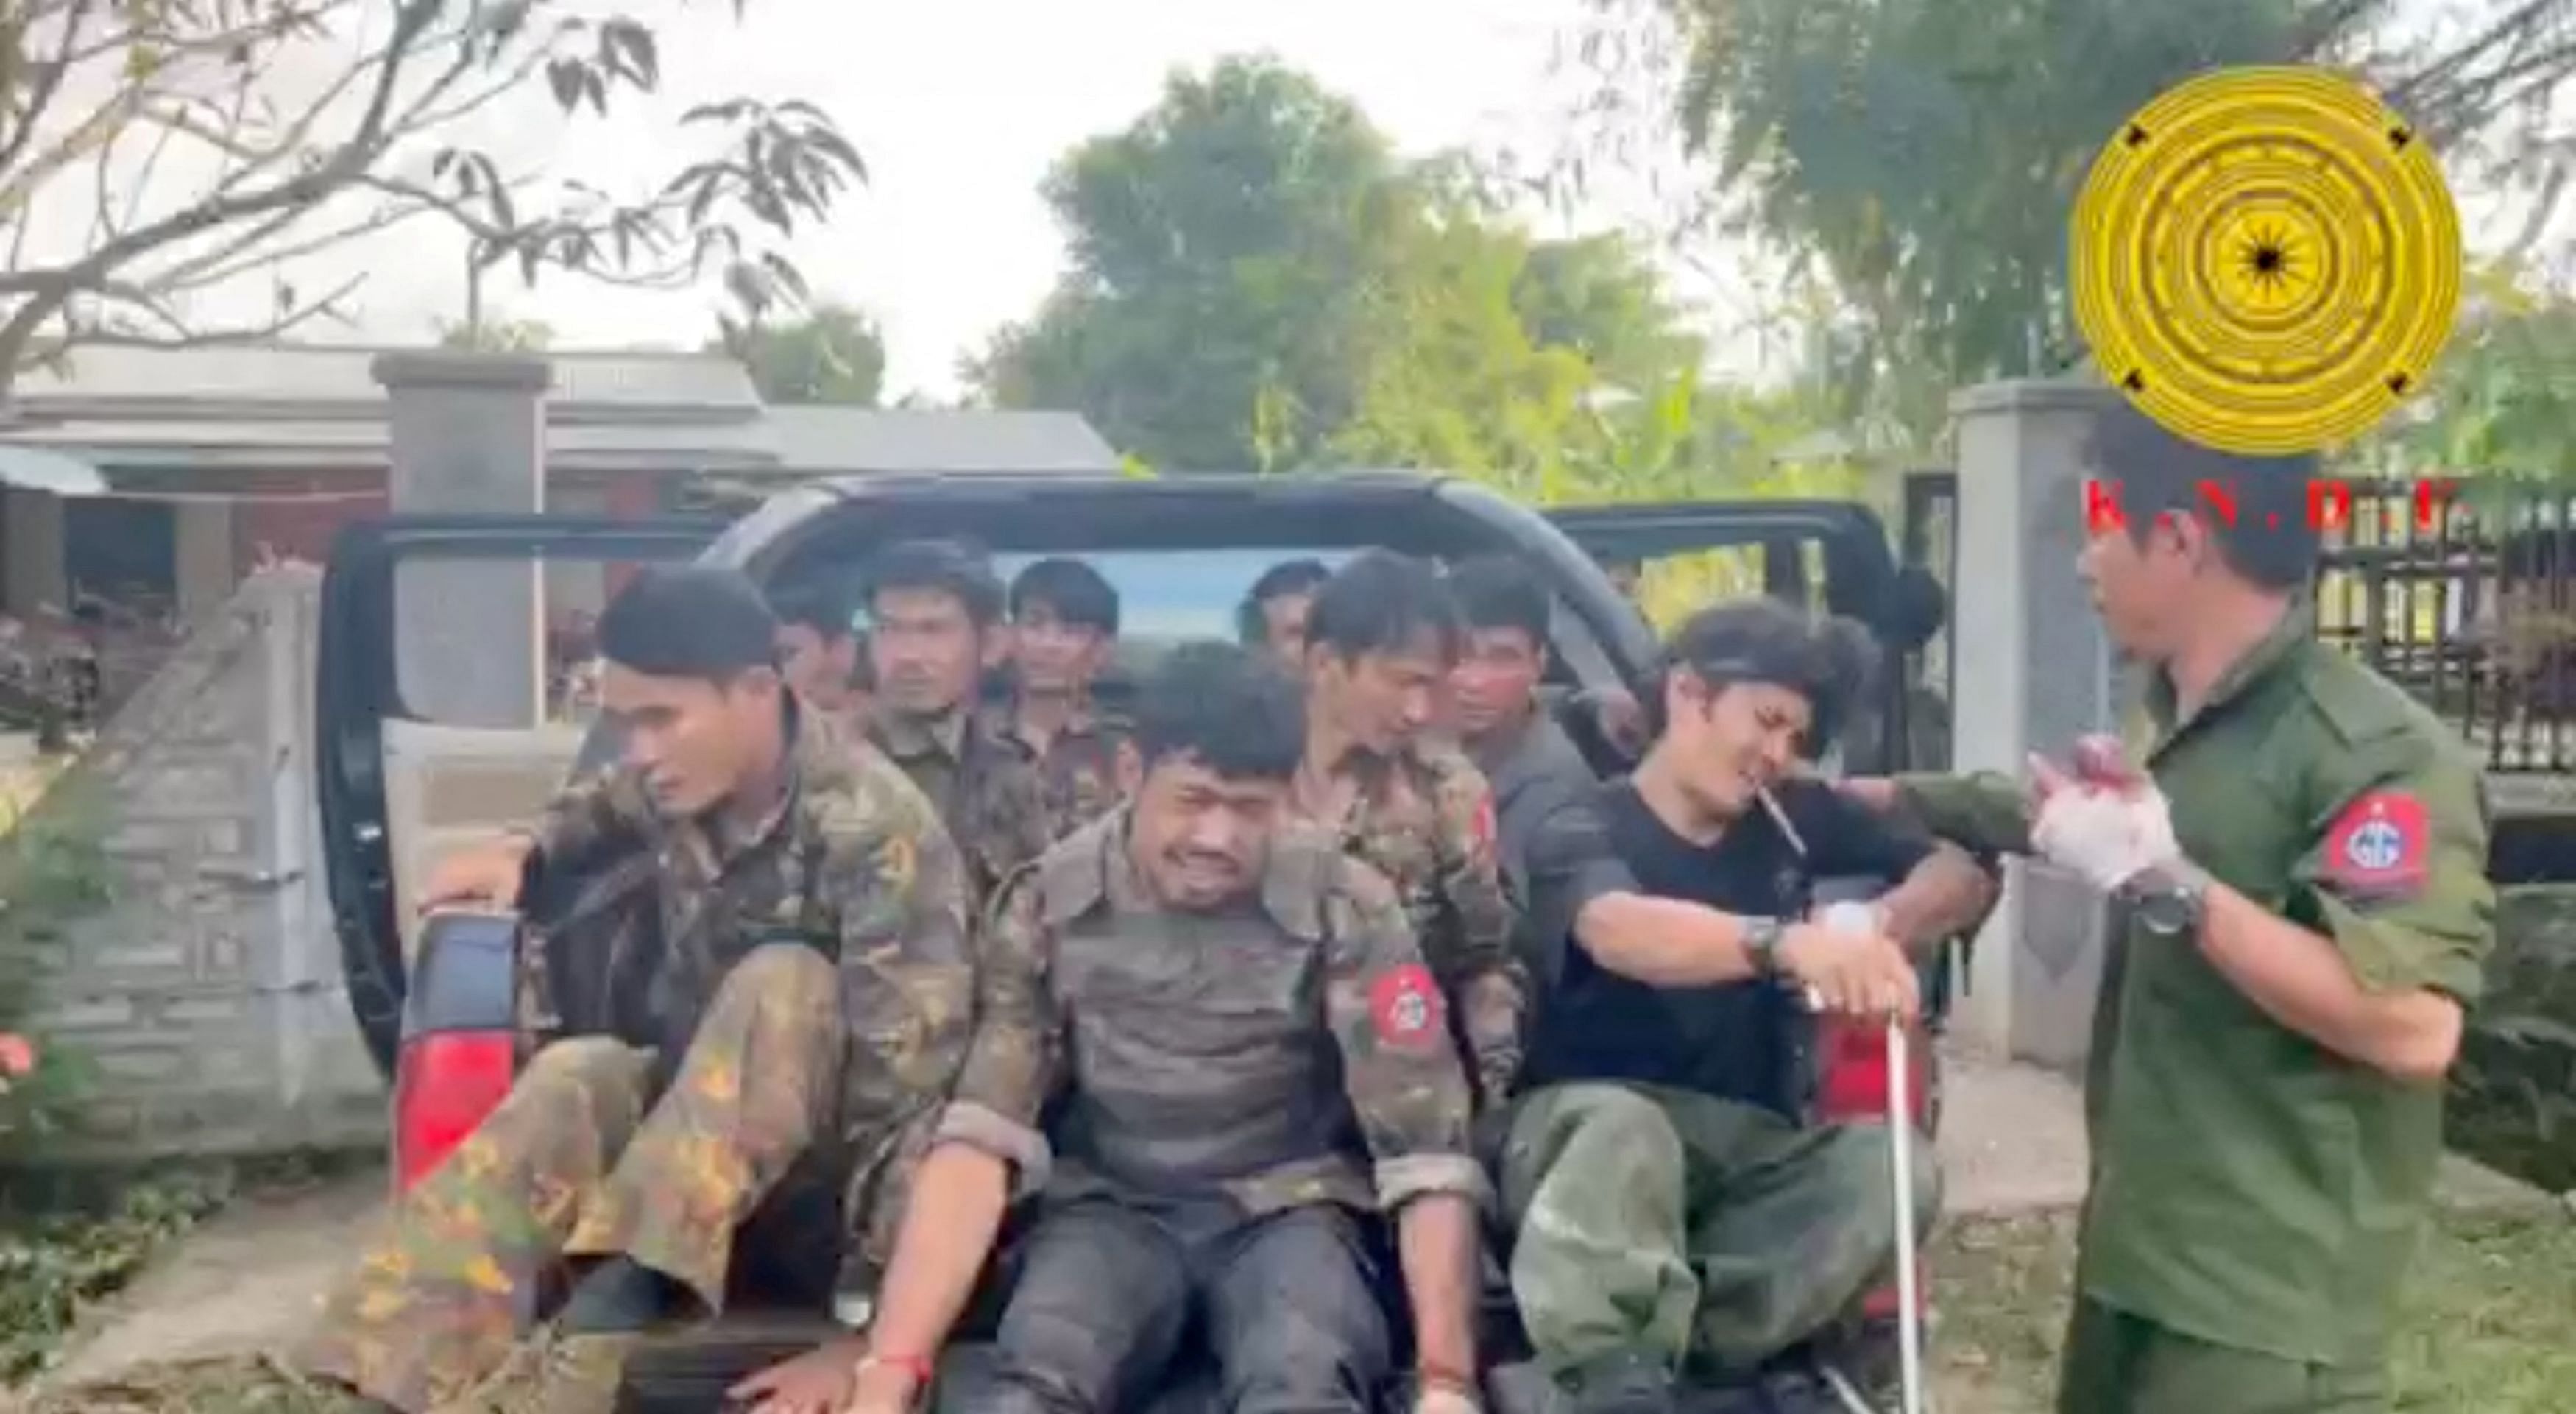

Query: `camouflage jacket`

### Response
(873, 706, 1052, 908)
(985, 702, 1140, 843)
(1306, 742, 1529, 1106)
(506, 710, 1027, 1283)
(958, 807, 1485, 1217)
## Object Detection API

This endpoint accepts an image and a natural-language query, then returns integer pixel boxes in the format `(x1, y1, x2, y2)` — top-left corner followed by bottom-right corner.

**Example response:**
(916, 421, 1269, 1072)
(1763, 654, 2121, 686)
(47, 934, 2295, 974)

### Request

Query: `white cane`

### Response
(1812, 902, 1928, 1414)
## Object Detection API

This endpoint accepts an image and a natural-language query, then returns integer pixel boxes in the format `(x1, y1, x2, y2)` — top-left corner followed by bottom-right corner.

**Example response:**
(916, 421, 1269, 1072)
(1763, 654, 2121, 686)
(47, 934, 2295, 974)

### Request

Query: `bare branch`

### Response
(69, 267, 365, 347)
(0, 0, 99, 177)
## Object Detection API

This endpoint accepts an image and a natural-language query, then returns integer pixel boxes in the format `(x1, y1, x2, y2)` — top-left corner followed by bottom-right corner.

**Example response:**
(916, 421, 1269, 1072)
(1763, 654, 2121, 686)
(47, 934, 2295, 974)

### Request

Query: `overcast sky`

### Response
(20, 0, 2556, 403)
(245, 0, 1738, 402)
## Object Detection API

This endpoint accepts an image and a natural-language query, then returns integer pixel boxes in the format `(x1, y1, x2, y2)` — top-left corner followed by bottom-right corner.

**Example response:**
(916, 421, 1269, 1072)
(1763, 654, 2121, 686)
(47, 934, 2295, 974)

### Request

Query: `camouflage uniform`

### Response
(294, 714, 1036, 1414)
(874, 705, 1052, 905)
(966, 810, 1485, 1413)
(1314, 742, 1529, 1111)
(987, 703, 1141, 842)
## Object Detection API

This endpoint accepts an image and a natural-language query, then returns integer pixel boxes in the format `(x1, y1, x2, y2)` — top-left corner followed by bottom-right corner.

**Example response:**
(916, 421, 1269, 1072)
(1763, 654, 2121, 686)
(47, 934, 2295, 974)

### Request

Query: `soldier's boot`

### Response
(456, 1330, 643, 1414)
(559, 944, 845, 1312)
(557, 1257, 687, 1334)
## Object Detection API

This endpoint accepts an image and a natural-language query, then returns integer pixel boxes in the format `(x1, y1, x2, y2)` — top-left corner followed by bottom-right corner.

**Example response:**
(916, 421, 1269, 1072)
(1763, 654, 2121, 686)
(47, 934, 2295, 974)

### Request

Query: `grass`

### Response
(1928, 1206, 2576, 1413)
(0, 1154, 373, 1396)
(10, 1203, 2572, 1413)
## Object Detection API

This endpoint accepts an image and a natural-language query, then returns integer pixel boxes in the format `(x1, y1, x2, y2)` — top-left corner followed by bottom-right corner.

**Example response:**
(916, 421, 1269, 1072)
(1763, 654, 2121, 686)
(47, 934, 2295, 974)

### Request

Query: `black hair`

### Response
(865, 538, 1005, 627)
(595, 565, 779, 682)
(1646, 596, 1848, 743)
(1010, 556, 1119, 636)
(1305, 549, 1463, 664)
(1236, 558, 1333, 645)
(1447, 554, 1549, 651)
(2087, 400, 2319, 591)
(1135, 640, 1306, 781)
(766, 578, 859, 641)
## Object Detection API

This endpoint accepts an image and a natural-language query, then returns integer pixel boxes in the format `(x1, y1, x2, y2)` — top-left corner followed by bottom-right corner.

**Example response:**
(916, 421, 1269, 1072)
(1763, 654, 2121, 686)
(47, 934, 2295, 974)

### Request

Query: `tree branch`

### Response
(0, 0, 99, 177)
(0, 0, 445, 361)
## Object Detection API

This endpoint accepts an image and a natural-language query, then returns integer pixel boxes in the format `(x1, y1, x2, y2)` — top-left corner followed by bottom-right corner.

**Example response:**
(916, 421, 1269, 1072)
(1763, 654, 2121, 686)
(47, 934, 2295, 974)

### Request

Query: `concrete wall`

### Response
(17, 567, 383, 1159)
(1945, 379, 2125, 1070)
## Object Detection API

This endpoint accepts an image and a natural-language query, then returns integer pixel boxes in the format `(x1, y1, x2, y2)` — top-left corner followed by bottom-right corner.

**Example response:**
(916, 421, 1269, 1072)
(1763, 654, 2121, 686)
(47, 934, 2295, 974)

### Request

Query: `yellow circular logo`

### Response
(2070, 65, 2462, 456)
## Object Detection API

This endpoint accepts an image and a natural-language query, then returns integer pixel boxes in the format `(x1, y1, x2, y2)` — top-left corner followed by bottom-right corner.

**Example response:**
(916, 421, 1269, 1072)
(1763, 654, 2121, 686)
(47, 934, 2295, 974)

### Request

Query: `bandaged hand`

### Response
(1413, 1384, 1485, 1414)
(2028, 749, 2179, 893)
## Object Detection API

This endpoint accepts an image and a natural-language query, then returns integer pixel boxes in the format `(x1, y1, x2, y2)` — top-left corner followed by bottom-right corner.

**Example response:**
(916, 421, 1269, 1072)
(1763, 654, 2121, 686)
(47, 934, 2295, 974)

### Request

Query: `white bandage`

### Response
(2031, 784, 2179, 893)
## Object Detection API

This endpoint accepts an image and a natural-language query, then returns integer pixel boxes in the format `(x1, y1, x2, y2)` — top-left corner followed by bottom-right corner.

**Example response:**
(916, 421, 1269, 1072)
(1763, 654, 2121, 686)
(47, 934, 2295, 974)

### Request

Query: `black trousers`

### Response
(980, 1195, 1394, 1414)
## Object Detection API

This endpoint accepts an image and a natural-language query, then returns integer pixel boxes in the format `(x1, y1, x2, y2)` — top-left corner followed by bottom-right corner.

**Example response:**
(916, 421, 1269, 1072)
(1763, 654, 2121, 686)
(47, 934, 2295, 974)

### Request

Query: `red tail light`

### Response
(391, 1029, 516, 1193)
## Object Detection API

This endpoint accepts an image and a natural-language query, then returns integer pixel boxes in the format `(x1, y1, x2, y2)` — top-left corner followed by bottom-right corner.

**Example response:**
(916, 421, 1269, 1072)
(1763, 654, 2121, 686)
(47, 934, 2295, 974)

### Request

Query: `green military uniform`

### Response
(875, 704, 1051, 906)
(986, 702, 1139, 842)
(1894, 612, 2495, 1413)
(294, 714, 1029, 1414)
(1314, 741, 1529, 1109)
(962, 810, 1485, 1412)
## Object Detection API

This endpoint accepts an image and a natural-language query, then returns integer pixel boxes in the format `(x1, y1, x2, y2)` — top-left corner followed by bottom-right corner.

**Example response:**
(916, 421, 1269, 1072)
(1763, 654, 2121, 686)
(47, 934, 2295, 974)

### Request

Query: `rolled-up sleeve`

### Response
(1322, 856, 1487, 1212)
(2285, 737, 2494, 1005)
(937, 862, 1061, 1198)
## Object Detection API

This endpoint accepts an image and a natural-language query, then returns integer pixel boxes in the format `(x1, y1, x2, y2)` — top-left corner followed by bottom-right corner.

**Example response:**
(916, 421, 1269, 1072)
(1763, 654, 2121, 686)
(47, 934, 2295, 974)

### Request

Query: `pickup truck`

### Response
(314, 470, 1964, 1413)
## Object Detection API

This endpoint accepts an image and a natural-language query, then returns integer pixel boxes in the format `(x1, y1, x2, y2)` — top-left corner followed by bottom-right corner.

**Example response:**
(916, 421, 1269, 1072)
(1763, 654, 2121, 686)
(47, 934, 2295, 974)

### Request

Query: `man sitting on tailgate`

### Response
(1501, 598, 1991, 1414)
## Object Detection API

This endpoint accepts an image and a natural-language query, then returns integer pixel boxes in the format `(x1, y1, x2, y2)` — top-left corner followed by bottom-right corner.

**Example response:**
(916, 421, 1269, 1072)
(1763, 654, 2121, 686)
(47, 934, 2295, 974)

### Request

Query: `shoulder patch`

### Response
(2321, 790, 2431, 898)
(1470, 792, 1496, 852)
(1367, 963, 1446, 1051)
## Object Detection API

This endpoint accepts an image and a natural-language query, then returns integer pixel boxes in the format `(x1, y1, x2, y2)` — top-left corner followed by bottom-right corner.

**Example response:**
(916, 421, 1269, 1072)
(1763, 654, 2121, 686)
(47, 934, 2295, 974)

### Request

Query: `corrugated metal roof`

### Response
(13, 344, 760, 415)
(0, 344, 1122, 484)
(759, 406, 1119, 475)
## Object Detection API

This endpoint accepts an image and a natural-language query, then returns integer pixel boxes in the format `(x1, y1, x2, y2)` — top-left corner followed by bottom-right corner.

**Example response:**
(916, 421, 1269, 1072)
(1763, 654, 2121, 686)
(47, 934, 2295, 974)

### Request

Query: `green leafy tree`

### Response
(0, 0, 866, 395)
(1554, 0, 2576, 442)
(976, 57, 1708, 480)
(710, 303, 886, 406)
(972, 55, 1403, 471)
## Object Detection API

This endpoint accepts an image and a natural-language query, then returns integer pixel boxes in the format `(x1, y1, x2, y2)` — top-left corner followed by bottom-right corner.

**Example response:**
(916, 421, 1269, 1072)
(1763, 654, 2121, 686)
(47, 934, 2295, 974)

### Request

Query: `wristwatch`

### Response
(2126, 860, 2212, 936)
(1741, 915, 1788, 975)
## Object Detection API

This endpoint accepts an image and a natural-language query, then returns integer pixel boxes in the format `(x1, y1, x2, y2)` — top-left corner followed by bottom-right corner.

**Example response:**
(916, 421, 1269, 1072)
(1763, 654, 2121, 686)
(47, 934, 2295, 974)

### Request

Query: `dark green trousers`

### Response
(1496, 1081, 1937, 1379)
(2056, 1298, 2389, 1414)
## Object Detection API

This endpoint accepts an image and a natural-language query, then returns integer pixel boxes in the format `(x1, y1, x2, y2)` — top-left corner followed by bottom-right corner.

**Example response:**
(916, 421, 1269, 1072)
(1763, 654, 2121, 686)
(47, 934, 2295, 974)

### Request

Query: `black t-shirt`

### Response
(1520, 777, 1933, 1114)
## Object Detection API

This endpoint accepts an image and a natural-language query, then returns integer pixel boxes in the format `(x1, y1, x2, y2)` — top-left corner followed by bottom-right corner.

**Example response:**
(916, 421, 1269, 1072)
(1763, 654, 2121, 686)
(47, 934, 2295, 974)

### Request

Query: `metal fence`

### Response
(2311, 482, 2576, 776)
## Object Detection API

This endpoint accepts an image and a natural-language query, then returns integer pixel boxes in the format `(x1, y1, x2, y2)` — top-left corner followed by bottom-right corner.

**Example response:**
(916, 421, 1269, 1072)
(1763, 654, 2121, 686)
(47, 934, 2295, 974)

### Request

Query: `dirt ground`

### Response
(7, 1038, 2561, 1412)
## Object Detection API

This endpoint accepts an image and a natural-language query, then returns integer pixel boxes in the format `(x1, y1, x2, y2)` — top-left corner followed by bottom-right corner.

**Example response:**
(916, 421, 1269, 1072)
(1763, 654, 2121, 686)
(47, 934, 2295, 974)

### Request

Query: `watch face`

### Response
(2135, 888, 2196, 935)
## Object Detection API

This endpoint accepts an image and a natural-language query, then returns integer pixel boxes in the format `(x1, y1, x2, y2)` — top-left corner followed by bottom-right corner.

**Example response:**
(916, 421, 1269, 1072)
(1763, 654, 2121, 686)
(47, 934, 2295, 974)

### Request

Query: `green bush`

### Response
(0, 782, 110, 1158)
(2446, 885, 2576, 1194)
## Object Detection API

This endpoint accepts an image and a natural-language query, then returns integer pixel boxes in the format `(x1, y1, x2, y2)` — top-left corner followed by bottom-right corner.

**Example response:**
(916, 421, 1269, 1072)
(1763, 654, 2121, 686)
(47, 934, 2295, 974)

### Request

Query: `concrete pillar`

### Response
(1946, 379, 2124, 1072)
(372, 352, 549, 729)
(174, 498, 236, 625)
(2, 487, 67, 616)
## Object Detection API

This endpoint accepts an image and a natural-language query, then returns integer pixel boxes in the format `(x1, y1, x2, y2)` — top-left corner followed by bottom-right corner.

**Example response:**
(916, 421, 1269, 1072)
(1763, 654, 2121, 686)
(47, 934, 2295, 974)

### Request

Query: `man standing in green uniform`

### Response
(1294, 550, 1527, 1115)
(992, 556, 1139, 838)
(1851, 404, 2496, 1413)
(289, 567, 1017, 1414)
(863, 539, 1052, 905)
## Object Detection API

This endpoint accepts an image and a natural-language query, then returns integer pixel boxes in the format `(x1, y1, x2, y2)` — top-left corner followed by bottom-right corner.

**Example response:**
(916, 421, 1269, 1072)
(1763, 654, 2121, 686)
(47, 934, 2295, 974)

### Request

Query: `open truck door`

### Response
(314, 513, 726, 1185)
(1540, 498, 1949, 775)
